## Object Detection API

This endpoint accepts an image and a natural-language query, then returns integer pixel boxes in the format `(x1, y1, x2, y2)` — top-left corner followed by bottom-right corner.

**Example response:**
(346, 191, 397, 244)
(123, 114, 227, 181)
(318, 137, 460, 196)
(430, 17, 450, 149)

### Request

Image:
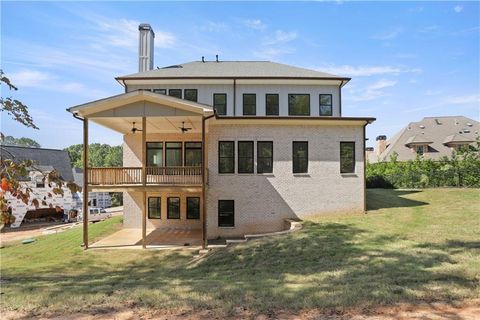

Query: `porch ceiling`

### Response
(92, 116, 203, 134)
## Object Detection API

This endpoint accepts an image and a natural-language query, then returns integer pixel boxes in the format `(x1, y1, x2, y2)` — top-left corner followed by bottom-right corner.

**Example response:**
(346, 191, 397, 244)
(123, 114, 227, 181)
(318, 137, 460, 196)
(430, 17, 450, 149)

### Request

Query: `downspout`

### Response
(233, 78, 237, 116)
(339, 80, 343, 117)
(201, 111, 216, 249)
(363, 122, 368, 214)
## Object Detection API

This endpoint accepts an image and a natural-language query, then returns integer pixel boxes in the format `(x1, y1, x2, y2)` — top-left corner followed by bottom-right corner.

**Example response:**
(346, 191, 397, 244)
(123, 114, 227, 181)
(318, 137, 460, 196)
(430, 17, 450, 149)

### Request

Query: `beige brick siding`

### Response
(205, 123, 365, 238)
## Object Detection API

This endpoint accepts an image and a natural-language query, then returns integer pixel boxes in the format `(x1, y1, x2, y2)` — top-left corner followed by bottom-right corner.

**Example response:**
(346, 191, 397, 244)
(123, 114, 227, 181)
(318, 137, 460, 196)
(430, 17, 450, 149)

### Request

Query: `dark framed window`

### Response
(184, 89, 198, 102)
(167, 197, 180, 219)
(414, 145, 426, 156)
(288, 94, 310, 116)
(243, 94, 256, 115)
(320, 94, 333, 116)
(184, 142, 202, 166)
(153, 89, 167, 95)
(168, 89, 182, 99)
(165, 142, 182, 167)
(266, 94, 279, 116)
(146, 142, 163, 167)
(218, 200, 234, 227)
(35, 176, 45, 188)
(148, 197, 161, 219)
(186, 197, 200, 219)
(213, 93, 227, 115)
(238, 141, 254, 173)
(340, 142, 355, 173)
(257, 141, 273, 174)
(293, 141, 308, 173)
(218, 141, 234, 173)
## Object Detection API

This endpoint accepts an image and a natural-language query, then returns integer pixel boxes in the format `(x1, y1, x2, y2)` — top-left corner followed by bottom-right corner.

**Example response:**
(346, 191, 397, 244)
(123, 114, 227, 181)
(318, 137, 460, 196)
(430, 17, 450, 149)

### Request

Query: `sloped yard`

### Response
(1, 188, 479, 319)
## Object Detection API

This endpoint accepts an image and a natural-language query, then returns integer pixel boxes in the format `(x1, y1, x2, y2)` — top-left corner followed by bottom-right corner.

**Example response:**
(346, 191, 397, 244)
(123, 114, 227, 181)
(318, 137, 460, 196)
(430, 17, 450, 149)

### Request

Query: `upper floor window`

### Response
(340, 142, 355, 173)
(213, 93, 227, 115)
(257, 141, 273, 174)
(266, 94, 279, 116)
(168, 89, 182, 99)
(184, 89, 198, 102)
(319, 94, 333, 116)
(414, 145, 427, 155)
(288, 94, 310, 116)
(293, 141, 308, 173)
(153, 89, 166, 95)
(165, 142, 182, 167)
(184, 142, 202, 167)
(243, 94, 256, 115)
(146, 142, 163, 167)
(219, 141, 235, 173)
(238, 141, 254, 173)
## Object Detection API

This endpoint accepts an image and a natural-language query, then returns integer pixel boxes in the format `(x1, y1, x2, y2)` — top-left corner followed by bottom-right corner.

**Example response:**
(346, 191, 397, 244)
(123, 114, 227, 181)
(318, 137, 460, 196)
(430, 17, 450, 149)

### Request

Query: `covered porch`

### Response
(68, 90, 215, 249)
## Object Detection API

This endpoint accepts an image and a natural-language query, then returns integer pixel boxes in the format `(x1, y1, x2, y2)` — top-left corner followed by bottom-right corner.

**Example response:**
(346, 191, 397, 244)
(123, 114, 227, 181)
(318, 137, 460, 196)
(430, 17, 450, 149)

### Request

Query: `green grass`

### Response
(1, 188, 479, 317)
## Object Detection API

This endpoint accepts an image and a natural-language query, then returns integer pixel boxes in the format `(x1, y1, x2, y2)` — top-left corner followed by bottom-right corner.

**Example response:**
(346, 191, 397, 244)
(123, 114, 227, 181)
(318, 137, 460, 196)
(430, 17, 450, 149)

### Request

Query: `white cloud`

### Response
(9, 70, 53, 87)
(454, 5, 463, 13)
(201, 21, 229, 33)
(316, 64, 422, 77)
(446, 94, 480, 105)
(253, 47, 295, 59)
(372, 27, 404, 40)
(346, 79, 398, 102)
(263, 30, 297, 45)
(245, 19, 266, 31)
(368, 79, 397, 90)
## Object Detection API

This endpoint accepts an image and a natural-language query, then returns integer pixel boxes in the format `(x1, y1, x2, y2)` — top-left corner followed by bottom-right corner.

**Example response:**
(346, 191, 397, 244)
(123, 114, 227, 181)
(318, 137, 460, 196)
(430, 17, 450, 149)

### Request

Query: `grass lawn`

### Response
(1, 188, 479, 317)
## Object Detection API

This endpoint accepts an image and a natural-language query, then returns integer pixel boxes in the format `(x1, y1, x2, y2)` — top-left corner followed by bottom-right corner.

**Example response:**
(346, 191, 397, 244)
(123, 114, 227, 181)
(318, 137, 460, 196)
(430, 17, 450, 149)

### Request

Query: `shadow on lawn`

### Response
(6, 222, 478, 318)
(367, 189, 428, 210)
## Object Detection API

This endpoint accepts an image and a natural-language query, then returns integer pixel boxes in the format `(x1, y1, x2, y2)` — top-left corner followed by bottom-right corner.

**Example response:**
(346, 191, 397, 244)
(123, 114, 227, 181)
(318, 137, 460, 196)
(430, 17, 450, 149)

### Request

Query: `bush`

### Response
(367, 140, 480, 188)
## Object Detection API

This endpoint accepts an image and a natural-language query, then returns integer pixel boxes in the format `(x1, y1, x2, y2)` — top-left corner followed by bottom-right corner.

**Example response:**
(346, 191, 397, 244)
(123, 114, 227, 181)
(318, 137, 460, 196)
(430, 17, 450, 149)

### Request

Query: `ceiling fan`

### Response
(179, 121, 192, 133)
(131, 122, 143, 134)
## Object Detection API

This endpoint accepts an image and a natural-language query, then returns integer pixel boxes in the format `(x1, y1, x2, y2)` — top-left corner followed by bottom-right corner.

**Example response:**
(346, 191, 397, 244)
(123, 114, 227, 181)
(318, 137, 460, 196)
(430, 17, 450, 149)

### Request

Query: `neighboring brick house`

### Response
(0, 146, 76, 228)
(67, 24, 375, 248)
(367, 116, 479, 163)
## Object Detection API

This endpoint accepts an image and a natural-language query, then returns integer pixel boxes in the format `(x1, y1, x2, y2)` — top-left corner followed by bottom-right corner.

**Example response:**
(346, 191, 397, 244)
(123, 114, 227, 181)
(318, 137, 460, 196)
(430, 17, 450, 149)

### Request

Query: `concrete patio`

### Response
(90, 228, 203, 249)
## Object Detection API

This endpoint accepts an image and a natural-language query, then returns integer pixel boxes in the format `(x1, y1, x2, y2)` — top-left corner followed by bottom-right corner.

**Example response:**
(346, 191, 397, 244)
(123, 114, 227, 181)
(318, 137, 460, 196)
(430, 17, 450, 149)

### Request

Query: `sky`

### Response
(1, 1, 479, 149)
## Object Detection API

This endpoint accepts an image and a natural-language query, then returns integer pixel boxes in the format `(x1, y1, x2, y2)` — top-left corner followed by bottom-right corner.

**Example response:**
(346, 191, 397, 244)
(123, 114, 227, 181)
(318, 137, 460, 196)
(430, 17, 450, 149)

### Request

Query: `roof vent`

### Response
(365, 147, 374, 151)
(216, 54, 219, 62)
(463, 129, 470, 133)
(467, 122, 473, 127)
(376, 135, 387, 141)
(435, 119, 442, 125)
(419, 125, 425, 129)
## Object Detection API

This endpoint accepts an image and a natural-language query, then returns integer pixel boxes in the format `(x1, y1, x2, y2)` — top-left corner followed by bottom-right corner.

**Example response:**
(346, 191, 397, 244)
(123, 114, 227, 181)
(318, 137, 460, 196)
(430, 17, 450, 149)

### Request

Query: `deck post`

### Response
(82, 118, 89, 249)
(201, 113, 215, 249)
(142, 116, 147, 248)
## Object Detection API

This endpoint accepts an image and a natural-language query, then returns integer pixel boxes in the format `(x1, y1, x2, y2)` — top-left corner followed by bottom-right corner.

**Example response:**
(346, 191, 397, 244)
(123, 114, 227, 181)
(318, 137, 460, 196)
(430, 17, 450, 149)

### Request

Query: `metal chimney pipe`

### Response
(138, 23, 155, 72)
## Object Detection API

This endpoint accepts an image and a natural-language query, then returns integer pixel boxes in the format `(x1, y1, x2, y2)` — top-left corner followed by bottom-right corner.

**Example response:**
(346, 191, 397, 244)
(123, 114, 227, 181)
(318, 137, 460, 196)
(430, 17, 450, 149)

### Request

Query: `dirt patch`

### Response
(3, 300, 479, 320)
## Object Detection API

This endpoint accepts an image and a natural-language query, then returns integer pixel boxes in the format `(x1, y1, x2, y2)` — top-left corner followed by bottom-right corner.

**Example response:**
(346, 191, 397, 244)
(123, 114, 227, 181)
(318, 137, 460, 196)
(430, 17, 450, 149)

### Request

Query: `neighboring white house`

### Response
(72, 168, 112, 209)
(0, 146, 76, 228)
(67, 24, 375, 247)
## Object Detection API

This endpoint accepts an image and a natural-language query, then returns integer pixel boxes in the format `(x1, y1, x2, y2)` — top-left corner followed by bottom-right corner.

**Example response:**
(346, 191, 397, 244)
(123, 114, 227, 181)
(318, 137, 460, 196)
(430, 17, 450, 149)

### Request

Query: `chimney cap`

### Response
(376, 135, 387, 141)
(139, 23, 152, 30)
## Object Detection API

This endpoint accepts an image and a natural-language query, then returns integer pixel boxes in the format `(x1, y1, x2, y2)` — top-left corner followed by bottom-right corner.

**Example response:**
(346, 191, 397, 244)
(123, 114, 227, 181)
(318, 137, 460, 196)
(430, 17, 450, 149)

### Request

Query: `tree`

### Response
(64, 143, 122, 168)
(0, 69, 38, 131)
(0, 135, 41, 148)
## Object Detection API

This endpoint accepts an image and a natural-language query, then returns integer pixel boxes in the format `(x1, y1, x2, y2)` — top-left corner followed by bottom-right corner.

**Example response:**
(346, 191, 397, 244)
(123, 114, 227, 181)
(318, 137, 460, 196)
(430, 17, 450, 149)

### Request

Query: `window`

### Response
(257, 141, 273, 174)
(218, 200, 234, 227)
(168, 89, 182, 99)
(165, 142, 182, 167)
(146, 142, 163, 167)
(266, 94, 279, 116)
(293, 141, 308, 173)
(167, 197, 180, 219)
(148, 197, 161, 219)
(184, 89, 198, 102)
(340, 142, 355, 173)
(186, 197, 200, 219)
(414, 145, 427, 155)
(213, 93, 227, 115)
(184, 142, 202, 166)
(218, 141, 234, 173)
(319, 94, 333, 116)
(35, 176, 45, 188)
(288, 94, 310, 116)
(153, 89, 166, 95)
(243, 94, 256, 115)
(238, 141, 254, 173)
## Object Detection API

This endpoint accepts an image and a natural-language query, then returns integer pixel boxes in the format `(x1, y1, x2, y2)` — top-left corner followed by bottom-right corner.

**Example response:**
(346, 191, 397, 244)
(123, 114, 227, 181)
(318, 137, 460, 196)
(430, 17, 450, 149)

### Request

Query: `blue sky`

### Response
(1, 1, 479, 149)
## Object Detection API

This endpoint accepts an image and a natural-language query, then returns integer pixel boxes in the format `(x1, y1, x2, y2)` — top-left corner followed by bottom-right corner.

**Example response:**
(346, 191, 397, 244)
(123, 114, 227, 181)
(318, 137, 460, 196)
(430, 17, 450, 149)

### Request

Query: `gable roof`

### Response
(374, 116, 479, 162)
(0, 146, 74, 181)
(116, 61, 349, 81)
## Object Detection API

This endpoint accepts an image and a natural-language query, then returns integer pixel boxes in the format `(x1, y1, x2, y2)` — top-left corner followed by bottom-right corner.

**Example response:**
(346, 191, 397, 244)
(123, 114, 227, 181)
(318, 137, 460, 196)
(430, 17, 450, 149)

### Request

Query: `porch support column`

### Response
(82, 118, 89, 249)
(142, 116, 147, 248)
(201, 113, 215, 249)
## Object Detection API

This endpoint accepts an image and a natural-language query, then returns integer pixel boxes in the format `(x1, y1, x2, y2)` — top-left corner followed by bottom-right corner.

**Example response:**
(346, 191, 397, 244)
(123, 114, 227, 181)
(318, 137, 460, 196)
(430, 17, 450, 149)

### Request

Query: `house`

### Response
(67, 24, 375, 248)
(72, 168, 112, 209)
(368, 116, 479, 163)
(0, 146, 77, 228)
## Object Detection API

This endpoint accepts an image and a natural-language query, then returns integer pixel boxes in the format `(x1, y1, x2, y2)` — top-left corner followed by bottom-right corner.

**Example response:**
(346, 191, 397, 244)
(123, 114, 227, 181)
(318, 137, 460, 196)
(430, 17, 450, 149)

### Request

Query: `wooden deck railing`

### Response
(87, 167, 202, 186)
